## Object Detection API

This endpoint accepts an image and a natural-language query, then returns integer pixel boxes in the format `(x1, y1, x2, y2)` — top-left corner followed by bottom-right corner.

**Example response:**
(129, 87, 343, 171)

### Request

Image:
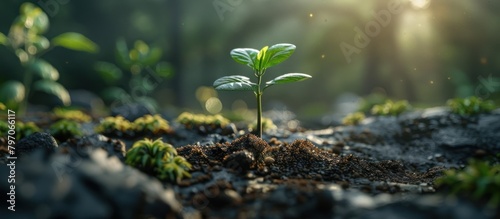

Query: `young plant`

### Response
(0, 3, 98, 113)
(435, 159, 500, 208)
(132, 114, 170, 135)
(49, 119, 83, 141)
(176, 112, 230, 130)
(213, 43, 311, 137)
(53, 107, 92, 122)
(0, 120, 40, 140)
(371, 100, 410, 116)
(95, 39, 173, 112)
(95, 116, 133, 137)
(342, 112, 366, 125)
(125, 138, 191, 183)
(447, 96, 495, 116)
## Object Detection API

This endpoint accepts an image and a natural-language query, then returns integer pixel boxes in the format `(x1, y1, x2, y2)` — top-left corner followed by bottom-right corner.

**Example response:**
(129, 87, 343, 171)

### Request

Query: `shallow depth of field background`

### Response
(1, 0, 499, 121)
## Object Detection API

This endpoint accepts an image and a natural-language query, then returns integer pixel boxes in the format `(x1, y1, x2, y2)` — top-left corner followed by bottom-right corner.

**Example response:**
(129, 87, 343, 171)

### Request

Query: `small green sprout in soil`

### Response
(0, 3, 97, 113)
(342, 112, 366, 125)
(125, 138, 191, 183)
(53, 108, 92, 122)
(447, 96, 495, 116)
(176, 112, 230, 130)
(49, 119, 83, 141)
(435, 159, 500, 208)
(95, 116, 133, 136)
(371, 100, 410, 116)
(213, 43, 311, 137)
(249, 117, 277, 133)
(133, 114, 170, 135)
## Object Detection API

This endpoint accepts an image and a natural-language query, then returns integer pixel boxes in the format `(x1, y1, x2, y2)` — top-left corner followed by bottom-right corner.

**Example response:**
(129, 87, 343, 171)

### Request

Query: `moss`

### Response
(176, 112, 230, 130)
(371, 100, 410, 116)
(447, 96, 495, 116)
(49, 119, 83, 141)
(342, 112, 366, 125)
(132, 114, 170, 135)
(95, 116, 133, 136)
(126, 138, 191, 183)
(53, 108, 92, 122)
(435, 159, 500, 208)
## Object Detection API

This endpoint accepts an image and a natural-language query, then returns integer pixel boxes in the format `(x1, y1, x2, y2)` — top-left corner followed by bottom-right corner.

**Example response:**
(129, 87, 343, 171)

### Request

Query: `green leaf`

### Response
(52, 32, 99, 53)
(265, 73, 312, 88)
(115, 38, 131, 67)
(30, 59, 59, 81)
(94, 61, 122, 83)
(0, 81, 25, 103)
(230, 48, 259, 69)
(0, 32, 7, 45)
(213, 75, 257, 91)
(263, 43, 296, 69)
(33, 80, 71, 106)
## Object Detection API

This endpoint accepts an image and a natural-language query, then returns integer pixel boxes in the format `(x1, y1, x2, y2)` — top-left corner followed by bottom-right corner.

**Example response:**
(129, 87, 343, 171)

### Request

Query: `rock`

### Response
(59, 134, 126, 161)
(0, 149, 183, 219)
(111, 103, 153, 121)
(255, 185, 335, 219)
(16, 132, 58, 158)
(360, 195, 496, 219)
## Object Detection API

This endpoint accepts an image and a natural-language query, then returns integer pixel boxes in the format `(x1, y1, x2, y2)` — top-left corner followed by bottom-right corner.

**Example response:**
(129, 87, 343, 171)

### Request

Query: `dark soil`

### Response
(1, 107, 499, 219)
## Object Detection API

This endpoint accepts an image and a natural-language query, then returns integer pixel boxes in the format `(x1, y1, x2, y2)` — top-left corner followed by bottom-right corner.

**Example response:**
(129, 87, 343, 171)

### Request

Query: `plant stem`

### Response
(256, 73, 263, 138)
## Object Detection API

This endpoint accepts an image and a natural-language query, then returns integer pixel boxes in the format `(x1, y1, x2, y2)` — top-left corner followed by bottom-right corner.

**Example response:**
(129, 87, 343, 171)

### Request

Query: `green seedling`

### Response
(126, 138, 191, 183)
(435, 159, 500, 208)
(176, 112, 230, 130)
(213, 43, 311, 137)
(95, 116, 133, 136)
(342, 112, 366, 125)
(447, 96, 495, 116)
(49, 119, 83, 141)
(53, 107, 92, 122)
(249, 117, 277, 133)
(133, 114, 170, 135)
(371, 100, 410, 116)
(0, 3, 98, 113)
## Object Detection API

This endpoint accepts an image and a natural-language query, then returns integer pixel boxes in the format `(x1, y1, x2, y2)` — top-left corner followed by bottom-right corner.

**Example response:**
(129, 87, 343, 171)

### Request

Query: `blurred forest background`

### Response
(1, 0, 499, 121)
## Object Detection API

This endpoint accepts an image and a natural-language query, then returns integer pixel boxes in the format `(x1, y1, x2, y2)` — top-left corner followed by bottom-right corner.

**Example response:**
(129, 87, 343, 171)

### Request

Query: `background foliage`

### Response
(1, 0, 499, 118)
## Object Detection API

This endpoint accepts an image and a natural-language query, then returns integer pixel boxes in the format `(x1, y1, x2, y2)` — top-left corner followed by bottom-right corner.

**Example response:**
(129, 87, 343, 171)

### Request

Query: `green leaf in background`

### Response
(94, 61, 123, 83)
(30, 59, 59, 81)
(52, 32, 99, 53)
(213, 75, 257, 91)
(0, 32, 7, 45)
(262, 43, 296, 69)
(0, 80, 25, 103)
(142, 47, 163, 66)
(265, 73, 312, 88)
(33, 80, 71, 106)
(230, 48, 259, 69)
(116, 38, 131, 68)
(156, 62, 173, 78)
(20, 3, 49, 34)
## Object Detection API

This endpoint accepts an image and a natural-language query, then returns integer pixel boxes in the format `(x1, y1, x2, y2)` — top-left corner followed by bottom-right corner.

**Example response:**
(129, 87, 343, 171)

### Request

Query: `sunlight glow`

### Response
(410, 0, 431, 9)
